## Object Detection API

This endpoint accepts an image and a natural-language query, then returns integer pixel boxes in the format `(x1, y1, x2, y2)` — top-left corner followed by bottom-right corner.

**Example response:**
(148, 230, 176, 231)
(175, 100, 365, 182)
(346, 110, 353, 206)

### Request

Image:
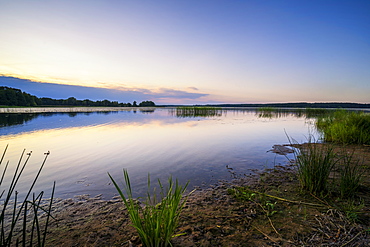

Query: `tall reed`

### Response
(0, 145, 55, 247)
(109, 170, 189, 247)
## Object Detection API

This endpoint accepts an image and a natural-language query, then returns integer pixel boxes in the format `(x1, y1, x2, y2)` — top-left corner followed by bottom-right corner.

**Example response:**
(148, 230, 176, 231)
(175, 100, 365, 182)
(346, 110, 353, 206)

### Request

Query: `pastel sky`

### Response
(0, 0, 369, 104)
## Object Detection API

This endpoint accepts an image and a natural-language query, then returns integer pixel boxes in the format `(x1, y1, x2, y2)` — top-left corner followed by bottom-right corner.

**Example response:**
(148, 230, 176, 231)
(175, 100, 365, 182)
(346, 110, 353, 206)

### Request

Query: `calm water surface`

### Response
(0, 108, 317, 199)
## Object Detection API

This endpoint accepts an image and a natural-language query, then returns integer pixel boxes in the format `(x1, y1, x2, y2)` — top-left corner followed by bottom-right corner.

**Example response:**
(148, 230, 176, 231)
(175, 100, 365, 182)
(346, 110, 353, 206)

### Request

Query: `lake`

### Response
(0, 107, 318, 199)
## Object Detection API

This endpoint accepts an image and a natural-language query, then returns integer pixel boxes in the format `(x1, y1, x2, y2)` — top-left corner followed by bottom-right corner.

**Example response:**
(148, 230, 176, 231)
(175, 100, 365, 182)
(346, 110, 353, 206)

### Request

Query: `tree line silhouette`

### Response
(0, 86, 155, 107)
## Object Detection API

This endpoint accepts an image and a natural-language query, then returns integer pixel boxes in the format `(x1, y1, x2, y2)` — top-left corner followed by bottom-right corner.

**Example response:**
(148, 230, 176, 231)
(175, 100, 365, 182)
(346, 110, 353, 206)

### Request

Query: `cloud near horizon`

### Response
(0, 76, 209, 104)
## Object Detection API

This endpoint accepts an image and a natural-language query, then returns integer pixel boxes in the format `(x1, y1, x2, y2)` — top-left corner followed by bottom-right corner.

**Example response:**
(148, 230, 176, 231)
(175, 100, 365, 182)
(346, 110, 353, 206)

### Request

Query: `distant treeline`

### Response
(0, 86, 155, 107)
(207, 102, 370, 109)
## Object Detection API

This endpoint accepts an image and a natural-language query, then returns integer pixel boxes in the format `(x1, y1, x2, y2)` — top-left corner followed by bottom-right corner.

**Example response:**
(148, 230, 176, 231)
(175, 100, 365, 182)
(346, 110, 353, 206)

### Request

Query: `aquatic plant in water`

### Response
(109, 170, 190, 247)
(173, 106, 222, 118)
(257, 107, 331, 119)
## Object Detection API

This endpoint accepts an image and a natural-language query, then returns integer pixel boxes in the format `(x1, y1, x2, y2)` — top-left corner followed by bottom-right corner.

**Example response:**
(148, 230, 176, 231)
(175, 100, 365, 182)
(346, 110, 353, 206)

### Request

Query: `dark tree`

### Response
(139, 101, 156, 107)
(67, 97, 77, 106)
(0, 87, 35, 106)
(0, 86, 156, 107)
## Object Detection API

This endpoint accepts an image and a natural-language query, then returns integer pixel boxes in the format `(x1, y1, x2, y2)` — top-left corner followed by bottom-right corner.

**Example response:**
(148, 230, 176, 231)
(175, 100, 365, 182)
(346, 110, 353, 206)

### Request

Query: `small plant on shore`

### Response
(227, 187, 257, 202)
(228, 187, 279, 217)
(339, 199, 365, 222)
(0, 145, 55, 247)
(109, 170, 190, 247)
(228, 187, 282, 235)
(265, 201, 278, 217)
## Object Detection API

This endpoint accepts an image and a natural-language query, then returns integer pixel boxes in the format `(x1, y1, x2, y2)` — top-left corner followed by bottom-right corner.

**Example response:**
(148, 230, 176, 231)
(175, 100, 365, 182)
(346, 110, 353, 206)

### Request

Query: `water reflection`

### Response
(0, 109, 157, 136)
(0, 108, 316, 199)
(0, 107, 330, 130)
(0, 114, 39, 127)
(140, 109, 156, 114)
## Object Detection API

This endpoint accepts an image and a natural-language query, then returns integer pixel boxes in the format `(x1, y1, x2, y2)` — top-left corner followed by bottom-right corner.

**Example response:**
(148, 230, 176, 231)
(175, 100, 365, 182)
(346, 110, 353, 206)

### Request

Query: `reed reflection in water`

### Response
(170, 107, 223, 118)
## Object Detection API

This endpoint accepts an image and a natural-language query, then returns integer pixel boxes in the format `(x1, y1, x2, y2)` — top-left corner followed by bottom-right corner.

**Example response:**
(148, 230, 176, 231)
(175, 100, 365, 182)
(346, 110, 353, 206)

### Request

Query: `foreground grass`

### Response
(0, 146, 55, 247)
(109, 170, 190, 247)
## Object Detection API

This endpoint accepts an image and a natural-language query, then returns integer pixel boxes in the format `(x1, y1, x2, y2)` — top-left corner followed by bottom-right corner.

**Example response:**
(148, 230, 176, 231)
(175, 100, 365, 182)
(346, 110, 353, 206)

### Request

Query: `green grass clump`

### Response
(316, 110, 370, 145)
(109, 170, 189, 247)
(338, 150, 364, 198)
(0, 145, 55, 247)
(290, 136, 365, 198)
(290, 137, 337, 195)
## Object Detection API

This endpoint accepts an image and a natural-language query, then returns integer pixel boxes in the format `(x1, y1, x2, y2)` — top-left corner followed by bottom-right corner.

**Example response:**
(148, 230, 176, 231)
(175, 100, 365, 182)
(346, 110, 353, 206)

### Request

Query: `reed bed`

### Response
(316, 110, 370, 145)
(109, 170, 190, 247)
(257, 107, 332, 119)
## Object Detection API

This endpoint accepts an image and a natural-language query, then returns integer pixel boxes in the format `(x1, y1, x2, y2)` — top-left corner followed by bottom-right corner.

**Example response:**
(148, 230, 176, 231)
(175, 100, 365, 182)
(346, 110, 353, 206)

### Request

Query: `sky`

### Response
(0, 0, 369, 105)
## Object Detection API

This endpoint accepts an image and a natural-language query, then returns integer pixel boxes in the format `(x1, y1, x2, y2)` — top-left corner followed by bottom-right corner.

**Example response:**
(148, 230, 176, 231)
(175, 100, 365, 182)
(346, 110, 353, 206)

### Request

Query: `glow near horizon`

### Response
(0, 0, 369, 104)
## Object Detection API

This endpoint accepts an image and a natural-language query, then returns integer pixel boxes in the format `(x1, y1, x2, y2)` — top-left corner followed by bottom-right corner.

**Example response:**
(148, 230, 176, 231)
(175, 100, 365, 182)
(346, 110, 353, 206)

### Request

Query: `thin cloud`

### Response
(153, 88, 208, 99)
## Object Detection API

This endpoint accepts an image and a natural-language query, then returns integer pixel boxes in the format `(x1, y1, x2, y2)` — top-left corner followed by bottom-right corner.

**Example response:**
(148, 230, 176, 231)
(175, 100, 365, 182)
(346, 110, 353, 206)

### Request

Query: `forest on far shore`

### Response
(0, 86, 155, 107)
